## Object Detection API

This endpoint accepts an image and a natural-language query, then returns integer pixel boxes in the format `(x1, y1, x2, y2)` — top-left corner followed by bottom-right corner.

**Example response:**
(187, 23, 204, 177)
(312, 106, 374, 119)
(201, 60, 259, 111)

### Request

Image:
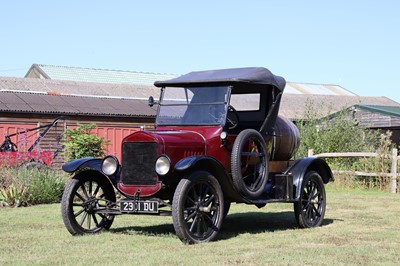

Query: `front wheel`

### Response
(61, 172, 116, 235)
(172, 171, 224, 244)
(294, 171, 326, 228)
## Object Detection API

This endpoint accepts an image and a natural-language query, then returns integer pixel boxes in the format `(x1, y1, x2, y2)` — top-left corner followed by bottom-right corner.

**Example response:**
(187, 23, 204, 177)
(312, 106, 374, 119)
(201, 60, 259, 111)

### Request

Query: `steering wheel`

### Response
(226, 105, 240, 129)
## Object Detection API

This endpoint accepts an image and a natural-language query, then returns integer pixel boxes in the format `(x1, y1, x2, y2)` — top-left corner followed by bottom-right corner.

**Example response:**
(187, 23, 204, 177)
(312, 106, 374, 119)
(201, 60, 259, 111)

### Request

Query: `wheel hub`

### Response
(310, 198, 319, 204)
(83, 198, 98, 213)
(199, 206, 211, 213)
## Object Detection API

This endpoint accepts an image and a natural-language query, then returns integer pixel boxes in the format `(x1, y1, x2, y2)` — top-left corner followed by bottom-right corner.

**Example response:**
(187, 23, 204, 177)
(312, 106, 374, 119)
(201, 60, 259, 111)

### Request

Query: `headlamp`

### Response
(102, 156, 119, 176)
(155, 155, 171, 176)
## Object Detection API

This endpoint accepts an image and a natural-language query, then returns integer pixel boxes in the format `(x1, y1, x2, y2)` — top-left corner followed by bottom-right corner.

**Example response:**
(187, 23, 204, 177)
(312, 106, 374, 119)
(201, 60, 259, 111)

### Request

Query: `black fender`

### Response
(62, 157, 119, 186)
(62, 157, 103, 173)
(285, 157, 334, 201)
(175, 156, 243, 202)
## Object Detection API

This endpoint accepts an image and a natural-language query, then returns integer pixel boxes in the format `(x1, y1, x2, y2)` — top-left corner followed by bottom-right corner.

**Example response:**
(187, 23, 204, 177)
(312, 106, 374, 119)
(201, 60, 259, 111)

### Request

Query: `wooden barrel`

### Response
(268, 115, 300, 161)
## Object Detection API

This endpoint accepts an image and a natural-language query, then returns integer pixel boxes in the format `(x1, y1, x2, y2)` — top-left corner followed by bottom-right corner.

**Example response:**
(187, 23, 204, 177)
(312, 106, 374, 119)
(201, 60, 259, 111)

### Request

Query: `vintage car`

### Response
(61, 67, 334, 244)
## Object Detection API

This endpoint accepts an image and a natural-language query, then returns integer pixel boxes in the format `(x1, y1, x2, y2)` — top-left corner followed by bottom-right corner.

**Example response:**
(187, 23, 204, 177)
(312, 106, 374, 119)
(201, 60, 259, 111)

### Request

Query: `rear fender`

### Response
(175, 156, 243, 202)
(285, 157, 334, 201)
(62, 157, 118, 186)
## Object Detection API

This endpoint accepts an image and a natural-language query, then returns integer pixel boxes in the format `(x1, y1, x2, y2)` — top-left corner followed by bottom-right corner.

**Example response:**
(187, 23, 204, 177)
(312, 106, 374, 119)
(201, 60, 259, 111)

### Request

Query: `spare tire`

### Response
(231, 129, 269, 199)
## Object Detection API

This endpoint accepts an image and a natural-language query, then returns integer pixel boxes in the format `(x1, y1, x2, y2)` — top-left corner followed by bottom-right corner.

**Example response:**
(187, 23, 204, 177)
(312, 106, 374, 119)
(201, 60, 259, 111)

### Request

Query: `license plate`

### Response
(120, 200, 159, 214)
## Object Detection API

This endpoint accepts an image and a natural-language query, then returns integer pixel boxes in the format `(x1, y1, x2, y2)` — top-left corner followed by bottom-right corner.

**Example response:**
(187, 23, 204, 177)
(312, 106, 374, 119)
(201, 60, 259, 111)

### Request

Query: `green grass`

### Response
(1, 187, 400, 265)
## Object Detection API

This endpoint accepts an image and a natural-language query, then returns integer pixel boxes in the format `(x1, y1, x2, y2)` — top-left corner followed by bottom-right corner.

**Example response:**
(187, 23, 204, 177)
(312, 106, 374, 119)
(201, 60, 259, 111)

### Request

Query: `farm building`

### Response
(26, 64, 400, 120)
(0, 77, 157, 167)
(338, 105, 400, 144)
(25, 64, 178, 86)
(0, 64, 398, 167)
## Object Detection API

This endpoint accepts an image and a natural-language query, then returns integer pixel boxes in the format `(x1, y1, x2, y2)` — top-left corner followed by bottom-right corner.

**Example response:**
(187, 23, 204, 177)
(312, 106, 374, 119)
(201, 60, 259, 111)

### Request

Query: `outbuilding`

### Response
(0, 77, 156, 166)
(0, 64, 398, 166)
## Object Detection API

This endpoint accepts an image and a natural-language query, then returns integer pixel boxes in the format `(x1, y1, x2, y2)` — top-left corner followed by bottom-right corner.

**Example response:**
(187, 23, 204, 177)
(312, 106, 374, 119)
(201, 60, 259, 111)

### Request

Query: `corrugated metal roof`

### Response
(0, 77, 161, 99)
(285, 82, 356, 96)
(0, 77, 398, 120)
(25, 64, 179, 86)
(0, 90, 156, 118)
(279, 94, 400, 120)
(357, 105, 400, 118)
(25, 64, 356, 97)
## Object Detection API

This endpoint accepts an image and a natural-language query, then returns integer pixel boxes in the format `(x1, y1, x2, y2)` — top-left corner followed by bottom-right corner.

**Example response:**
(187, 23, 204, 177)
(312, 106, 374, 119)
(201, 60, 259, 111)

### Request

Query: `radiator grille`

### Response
(121, 142, 157, 185)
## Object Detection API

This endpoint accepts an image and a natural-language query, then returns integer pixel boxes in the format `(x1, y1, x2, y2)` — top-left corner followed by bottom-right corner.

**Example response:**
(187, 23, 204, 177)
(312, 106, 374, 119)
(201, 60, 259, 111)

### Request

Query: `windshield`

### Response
(156, 86, 230, 126)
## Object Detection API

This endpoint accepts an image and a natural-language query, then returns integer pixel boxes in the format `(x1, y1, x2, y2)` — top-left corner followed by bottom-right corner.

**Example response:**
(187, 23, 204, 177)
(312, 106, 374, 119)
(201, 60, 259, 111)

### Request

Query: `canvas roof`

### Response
(154, 67, 286, 91)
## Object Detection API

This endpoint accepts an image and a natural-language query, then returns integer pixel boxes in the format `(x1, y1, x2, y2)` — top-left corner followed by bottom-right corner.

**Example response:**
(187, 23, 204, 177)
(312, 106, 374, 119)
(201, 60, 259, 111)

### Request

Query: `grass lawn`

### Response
(1, 187, 400, 265)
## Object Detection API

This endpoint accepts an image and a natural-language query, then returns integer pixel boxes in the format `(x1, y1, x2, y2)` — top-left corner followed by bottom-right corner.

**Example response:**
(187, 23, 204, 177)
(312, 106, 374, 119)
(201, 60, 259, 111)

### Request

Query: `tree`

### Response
(296, 100, 379, 158)
(296, 100, 396, 190)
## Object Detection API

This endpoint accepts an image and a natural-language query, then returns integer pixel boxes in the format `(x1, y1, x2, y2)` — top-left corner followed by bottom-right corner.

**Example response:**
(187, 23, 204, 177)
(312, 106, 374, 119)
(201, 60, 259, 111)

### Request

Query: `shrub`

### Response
(296, 101, 397, 191)
(26, 168, 67, 205)
(0, 183, 28, 207)
(0, 166, 68, 207)
(64, 123, 108, 160)
(353, 131, 396, 191)
(296, 100, 379, 159)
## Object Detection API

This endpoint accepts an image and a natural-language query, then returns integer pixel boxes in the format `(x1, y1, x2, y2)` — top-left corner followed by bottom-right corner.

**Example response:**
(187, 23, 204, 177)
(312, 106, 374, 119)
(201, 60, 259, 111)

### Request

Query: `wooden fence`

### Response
(308, 148, 399, 193)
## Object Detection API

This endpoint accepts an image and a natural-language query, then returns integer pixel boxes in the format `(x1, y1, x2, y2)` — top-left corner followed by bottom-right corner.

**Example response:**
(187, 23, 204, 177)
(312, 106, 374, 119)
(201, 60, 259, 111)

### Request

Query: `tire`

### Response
(231, 129, 268, 199)
(294, 171, 326, 228)
(223, 200, 231, 219)
(172, 171, 224, 244)
(61, 172, 116, 235)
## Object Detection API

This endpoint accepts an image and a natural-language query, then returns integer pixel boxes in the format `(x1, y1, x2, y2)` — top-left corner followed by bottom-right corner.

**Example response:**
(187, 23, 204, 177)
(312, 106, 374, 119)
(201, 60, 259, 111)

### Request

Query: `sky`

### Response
(1, 1, 399, 102)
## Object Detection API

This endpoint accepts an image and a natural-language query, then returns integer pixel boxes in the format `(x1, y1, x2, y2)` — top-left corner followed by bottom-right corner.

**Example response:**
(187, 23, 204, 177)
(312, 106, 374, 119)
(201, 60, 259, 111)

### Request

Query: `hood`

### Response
(123, 129, 206, 156)
(155, 130, 205, 148)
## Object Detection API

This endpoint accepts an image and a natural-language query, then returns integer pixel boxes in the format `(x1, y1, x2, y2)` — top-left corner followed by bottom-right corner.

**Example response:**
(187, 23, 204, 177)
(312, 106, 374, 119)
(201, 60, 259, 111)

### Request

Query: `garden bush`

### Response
(1, 123, 109, 208)
(64, 123, 108, 160)
(296, 100, 397, 191)
(0, 166, 68, 207)
(296, 100, 380, 158)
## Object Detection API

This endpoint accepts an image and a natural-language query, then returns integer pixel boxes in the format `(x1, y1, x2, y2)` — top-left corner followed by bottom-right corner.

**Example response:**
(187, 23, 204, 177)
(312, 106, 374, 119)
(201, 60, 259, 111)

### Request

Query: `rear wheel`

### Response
(294, 171, 326, 228)
(172, 171, 224, 244)
(61, 172, 116, 235)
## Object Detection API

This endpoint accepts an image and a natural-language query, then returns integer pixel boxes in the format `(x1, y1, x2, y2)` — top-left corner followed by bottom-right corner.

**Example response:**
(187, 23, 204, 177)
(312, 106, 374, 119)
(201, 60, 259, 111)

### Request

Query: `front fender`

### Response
(175, 156, 227, 176)
(62, 157, 119, 186)
(286, 157, 334, 201)
(62, 157, 103, 173)
(175, 156, 243, 202)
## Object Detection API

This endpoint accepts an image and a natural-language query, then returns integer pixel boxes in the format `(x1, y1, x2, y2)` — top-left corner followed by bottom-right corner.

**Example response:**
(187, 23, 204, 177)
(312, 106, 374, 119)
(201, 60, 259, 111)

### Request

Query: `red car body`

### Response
(61, 67, 334, 244)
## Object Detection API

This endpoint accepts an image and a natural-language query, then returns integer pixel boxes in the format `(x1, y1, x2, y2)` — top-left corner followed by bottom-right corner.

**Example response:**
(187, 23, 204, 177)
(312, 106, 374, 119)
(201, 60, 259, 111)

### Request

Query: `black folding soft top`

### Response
(154, 67, 286, 92)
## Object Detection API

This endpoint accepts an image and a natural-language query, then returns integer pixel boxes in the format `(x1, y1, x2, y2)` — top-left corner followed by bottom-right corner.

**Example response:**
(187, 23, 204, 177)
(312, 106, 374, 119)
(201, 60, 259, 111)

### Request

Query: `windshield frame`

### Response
(155, 86, 232, 127)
